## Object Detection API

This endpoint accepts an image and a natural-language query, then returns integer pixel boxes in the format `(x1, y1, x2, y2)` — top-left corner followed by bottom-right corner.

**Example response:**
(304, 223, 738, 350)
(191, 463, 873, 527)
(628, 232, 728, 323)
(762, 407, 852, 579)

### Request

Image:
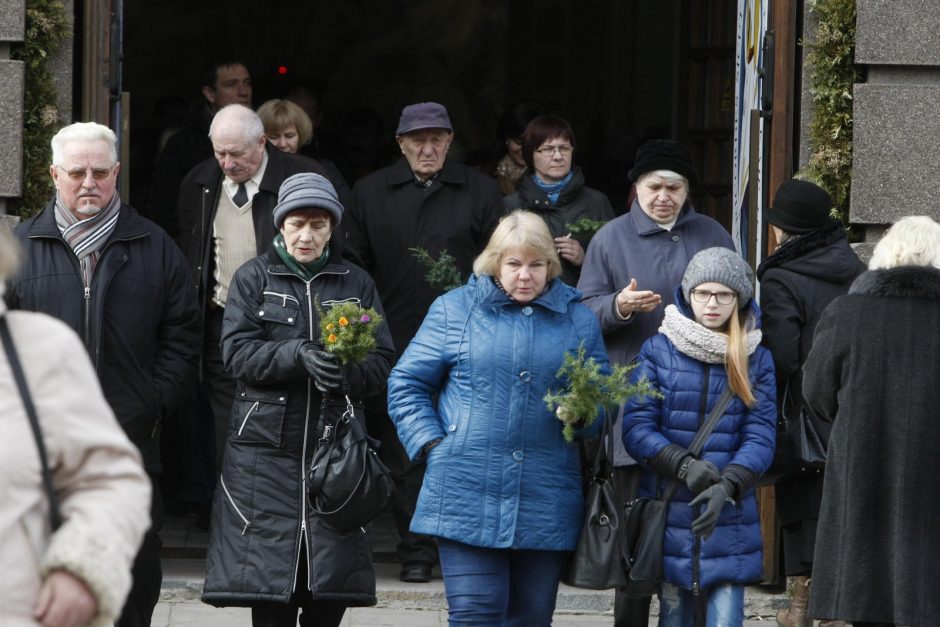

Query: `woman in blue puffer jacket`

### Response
(388, 210, 610, 626)
(623, 248, 776, 627)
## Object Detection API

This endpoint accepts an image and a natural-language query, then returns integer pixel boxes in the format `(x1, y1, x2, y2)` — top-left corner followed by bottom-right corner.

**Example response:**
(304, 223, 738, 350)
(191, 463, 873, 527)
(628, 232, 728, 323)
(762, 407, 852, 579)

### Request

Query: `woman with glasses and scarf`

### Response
(623, 247, 776, 627)
(504, 114, 614, 286)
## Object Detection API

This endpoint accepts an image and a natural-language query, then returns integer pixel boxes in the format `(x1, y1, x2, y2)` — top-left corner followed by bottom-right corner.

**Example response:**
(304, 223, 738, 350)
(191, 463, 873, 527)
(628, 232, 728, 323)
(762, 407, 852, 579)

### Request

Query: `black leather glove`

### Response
(296, 345, 343, 392)
(679, 457, 720, 494)
(690, 479, 733, 539)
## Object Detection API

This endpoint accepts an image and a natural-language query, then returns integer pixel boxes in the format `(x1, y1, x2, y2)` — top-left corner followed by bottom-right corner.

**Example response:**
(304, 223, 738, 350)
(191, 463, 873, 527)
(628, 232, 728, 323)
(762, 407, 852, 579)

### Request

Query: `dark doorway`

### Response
(120, 1, 735, 225)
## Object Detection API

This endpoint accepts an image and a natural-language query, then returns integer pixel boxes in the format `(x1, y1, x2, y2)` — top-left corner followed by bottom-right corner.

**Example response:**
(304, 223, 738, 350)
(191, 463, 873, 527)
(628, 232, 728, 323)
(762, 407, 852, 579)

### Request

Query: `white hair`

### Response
(50, 122, 118, 166)
(209, 104, 265, 144)
(637, 169, 689, 189)
(869, 216, 940, 270)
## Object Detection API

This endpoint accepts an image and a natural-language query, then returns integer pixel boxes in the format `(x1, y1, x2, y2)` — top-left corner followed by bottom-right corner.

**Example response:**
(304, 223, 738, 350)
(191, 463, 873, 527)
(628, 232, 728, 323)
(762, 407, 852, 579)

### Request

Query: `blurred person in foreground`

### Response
(0, 229, 151, 627)
(802, 216, 940, 627)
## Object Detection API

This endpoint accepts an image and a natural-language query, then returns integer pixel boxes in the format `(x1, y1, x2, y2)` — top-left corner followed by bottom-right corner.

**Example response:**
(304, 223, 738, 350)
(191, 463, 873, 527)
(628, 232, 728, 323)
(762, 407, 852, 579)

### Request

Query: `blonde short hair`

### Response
(0, 228, 21, 280)
(869, 215, 940, 270)
(473, 210, 561, 279)
(257, 99, 313, 147)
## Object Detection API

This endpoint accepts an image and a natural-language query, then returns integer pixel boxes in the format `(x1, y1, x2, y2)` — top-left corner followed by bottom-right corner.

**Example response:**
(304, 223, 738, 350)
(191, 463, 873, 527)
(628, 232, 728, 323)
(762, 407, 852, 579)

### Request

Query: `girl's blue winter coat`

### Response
(388, 274, 609, 551)
(623, 298, 776, 590)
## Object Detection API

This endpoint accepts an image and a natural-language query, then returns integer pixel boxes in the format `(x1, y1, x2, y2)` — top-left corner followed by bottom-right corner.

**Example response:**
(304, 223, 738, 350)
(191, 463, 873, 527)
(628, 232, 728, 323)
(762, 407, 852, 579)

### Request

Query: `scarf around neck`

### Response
(54, 191, 122, 288)
(659, 304, 761, 364)
(274, 233, 330, 281)
(532, 171, 574, 204)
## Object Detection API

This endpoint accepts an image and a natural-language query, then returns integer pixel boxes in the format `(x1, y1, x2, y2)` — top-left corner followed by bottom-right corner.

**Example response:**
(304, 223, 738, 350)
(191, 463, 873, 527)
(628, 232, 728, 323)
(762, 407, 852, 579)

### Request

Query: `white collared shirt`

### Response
(222, 150, 269, 205)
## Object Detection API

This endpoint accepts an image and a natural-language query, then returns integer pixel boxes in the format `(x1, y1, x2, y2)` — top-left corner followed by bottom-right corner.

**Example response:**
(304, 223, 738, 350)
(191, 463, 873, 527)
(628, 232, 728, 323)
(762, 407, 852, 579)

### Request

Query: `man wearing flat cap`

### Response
(577, 139, 734, 627)
(344, 101, 503, 583)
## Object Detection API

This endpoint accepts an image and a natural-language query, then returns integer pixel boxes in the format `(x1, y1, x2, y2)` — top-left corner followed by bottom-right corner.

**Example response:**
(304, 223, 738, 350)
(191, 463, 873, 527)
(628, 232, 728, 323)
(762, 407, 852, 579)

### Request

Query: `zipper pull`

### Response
(84, 287, 91, 300)
(692, 582, 700, 595)
(282, 294, 288, 306)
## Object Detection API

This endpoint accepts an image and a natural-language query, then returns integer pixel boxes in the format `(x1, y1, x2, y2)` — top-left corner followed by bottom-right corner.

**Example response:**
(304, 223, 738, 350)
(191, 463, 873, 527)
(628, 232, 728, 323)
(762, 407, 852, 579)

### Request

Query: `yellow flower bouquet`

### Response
(316, 300, 384, 365)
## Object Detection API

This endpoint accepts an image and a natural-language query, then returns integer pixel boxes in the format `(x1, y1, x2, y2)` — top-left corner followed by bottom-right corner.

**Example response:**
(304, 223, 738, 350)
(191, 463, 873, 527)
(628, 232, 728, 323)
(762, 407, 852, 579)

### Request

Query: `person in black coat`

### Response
(6, 121, 202, 627)
(802, 216, 940, 627)
(202, 173, 394, 626)
(504, 114, 614, 286)
(175, 104, 346, 472)
(757, 180, 864, 627)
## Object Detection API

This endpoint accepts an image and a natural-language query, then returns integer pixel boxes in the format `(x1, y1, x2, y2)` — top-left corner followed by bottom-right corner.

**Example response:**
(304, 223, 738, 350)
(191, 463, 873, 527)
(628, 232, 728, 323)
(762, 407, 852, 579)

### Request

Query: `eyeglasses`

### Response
(55, 165, 114, 181)
(690, 290, 737, 305)
(534, 144, 573, 156)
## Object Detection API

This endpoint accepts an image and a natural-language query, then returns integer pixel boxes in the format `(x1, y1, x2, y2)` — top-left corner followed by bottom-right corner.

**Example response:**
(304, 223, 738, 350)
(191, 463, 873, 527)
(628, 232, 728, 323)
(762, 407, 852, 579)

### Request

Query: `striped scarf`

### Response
(54, 191, 122, 287)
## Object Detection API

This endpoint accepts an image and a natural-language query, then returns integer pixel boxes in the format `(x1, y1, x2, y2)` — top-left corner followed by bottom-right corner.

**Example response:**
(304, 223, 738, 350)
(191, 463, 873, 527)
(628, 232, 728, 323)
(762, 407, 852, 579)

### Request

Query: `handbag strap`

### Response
(662, 385, 736, 502)
(0, 317, 63, 530)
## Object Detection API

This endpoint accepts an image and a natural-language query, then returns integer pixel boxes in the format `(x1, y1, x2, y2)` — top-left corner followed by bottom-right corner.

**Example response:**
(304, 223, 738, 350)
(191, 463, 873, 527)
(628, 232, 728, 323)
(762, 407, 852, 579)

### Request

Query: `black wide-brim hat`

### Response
(766, 179, 834, 234)
(628, 139, 699, 186)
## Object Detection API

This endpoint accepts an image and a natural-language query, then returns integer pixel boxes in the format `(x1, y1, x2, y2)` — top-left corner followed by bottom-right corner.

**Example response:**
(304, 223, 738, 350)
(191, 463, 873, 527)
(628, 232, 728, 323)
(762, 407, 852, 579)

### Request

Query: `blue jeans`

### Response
(658, 582, 744, 627)
(437, 538, 568, 626)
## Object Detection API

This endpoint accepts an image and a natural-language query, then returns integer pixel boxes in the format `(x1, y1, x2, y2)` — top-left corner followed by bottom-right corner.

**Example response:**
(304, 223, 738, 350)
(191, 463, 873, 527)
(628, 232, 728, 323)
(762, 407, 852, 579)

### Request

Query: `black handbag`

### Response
(307, 393, 396, 532)
(562, 412, 626, 589)
(765, 380, 828, 483)
(1, 317, 62, 530)
(622, 386, 735, 594)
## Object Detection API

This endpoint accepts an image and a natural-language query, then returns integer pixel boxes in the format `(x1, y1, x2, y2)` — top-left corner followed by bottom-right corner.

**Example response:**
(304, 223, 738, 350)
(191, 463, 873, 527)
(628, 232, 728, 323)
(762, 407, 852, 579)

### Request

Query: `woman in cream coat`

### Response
(1, 229, 151, 627)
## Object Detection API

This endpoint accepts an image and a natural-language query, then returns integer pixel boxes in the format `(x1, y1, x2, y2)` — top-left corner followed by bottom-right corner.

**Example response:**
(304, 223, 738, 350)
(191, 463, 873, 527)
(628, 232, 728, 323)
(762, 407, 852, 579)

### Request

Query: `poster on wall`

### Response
(732, 0, 768, 261)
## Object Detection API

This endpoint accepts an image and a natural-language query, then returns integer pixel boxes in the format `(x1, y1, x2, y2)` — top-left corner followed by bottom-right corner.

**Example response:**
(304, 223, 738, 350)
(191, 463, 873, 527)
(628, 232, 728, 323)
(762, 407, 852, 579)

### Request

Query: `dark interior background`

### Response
(122, 0, 736, 225)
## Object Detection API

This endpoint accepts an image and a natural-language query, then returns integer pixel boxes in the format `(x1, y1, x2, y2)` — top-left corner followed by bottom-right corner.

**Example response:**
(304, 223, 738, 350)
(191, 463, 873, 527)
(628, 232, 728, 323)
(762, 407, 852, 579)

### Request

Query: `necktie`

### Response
(233, 183, 248, 206)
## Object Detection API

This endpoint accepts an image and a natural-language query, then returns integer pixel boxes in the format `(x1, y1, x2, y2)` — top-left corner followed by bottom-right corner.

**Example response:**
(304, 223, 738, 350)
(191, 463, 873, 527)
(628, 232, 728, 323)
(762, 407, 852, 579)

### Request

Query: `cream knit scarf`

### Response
(659, 304, 761, 364)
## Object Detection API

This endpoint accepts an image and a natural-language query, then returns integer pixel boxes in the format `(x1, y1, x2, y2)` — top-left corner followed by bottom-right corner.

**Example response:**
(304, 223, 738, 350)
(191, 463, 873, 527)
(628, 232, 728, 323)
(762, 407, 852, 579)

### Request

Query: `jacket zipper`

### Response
(237, 401, 260, 436)
(292, 277, 317, 591)
(83, 286, 92, 346)
(220, 476, 250, 535)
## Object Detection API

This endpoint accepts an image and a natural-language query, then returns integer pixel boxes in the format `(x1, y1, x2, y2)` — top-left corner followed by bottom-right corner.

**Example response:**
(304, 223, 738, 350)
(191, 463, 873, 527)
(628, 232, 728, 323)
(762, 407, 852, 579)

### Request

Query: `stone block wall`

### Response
(851, 0, 940, 241)
(0, 0, 25, 215)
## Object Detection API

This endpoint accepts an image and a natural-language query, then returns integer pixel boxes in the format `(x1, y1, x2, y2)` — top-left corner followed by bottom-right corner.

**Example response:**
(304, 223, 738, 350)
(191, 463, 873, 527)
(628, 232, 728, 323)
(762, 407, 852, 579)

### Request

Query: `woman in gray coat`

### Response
(802, 216, 940, 627)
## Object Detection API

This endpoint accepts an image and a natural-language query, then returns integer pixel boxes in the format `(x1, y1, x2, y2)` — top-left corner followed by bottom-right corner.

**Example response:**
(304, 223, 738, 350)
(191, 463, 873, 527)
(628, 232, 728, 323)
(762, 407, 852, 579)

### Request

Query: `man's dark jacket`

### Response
(6, 200, 202, 471)
(344, 157, 503, 356)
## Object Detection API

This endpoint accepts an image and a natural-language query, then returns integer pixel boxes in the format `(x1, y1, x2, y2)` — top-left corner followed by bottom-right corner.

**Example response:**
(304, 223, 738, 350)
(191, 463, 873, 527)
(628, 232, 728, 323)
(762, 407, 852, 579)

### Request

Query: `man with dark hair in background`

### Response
(152, 60, 253, 241)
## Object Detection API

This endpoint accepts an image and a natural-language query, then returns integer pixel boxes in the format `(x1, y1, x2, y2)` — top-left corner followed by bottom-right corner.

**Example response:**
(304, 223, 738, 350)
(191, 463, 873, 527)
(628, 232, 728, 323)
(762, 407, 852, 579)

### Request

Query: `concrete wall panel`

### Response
(0, 60, 24, 196)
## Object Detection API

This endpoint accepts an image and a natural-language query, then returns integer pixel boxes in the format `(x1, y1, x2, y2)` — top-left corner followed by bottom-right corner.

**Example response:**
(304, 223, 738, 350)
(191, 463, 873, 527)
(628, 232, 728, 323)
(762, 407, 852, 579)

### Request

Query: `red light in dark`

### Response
(278, 66, 288, 75)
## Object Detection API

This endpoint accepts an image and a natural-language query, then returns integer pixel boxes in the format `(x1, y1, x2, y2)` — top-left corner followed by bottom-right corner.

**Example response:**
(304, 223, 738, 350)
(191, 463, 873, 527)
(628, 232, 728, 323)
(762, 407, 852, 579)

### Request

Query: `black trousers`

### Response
(250, 546, 347, 627)
(613, 465, 652, 627)
(116, 474, 164, 627)
(364, 391, 438, 566)
(205, 305, 236, 471)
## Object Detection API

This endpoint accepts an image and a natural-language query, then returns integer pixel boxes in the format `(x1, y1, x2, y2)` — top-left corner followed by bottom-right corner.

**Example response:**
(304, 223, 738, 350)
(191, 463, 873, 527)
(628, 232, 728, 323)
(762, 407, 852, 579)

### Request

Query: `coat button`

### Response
(671, 235, 679, 242)
(522, 306, 533, 316)
(519, 371, 531, 382)
(448, 424, 457, 432)
(512, 450, 524, 462)
(287, 317, 294, 323)
(258, 310, 265, 316)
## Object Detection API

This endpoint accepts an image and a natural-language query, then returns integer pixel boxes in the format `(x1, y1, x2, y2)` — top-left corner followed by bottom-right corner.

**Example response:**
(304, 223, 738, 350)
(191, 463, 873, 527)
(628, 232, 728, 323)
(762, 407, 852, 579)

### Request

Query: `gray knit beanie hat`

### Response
(681, 247, 754, 307)
(273, 173, 343, 229)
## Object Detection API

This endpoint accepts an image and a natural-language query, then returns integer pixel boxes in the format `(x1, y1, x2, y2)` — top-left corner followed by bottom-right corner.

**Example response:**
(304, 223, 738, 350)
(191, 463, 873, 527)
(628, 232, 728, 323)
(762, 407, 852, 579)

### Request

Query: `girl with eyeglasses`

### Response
(623, 247, 776, 627)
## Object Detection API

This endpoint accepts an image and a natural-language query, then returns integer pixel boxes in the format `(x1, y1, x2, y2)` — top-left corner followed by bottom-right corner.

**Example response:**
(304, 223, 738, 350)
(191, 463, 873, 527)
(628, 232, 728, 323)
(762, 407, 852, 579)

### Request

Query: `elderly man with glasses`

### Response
(5, 121, 202, 627)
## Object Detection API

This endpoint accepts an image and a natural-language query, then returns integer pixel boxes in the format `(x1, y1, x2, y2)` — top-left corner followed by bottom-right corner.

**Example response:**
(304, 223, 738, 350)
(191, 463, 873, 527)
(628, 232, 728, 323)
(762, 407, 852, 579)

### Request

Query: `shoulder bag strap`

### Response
(661, 386, 736, 503)
(0, 317, 63, 530)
